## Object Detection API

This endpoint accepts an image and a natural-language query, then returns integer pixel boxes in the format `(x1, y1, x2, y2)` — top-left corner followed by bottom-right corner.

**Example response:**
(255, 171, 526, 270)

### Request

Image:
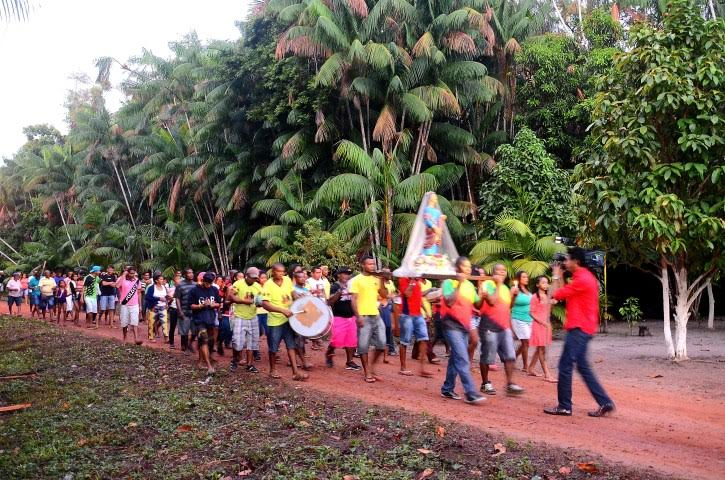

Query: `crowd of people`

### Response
(0, 246, 615, 416)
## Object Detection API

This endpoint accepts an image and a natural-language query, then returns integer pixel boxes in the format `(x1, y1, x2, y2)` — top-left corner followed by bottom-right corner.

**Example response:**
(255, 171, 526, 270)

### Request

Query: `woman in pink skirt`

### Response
(528, 276, 557, 382)
(325, 267, 361, 371)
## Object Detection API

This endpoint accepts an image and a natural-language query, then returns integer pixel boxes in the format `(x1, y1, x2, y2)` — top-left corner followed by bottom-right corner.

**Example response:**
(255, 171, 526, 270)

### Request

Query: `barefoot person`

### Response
(189, 272, 222, 375)
(528, 276, 556, 381)
(228, 267, 262, 374)
(99, 265, 117, 327)
(325, 267, 361, 371)
(511, 271, 533, 372)
(349, 256, 388, 383)
(544, 247, 615, 417)
(478, 264, 524, 396)
(174, 268, 196, 355)
(439, 257, 486, 404)
(116, 267, 142, 344)
(6, 272, 23, 315)
(39, 270, 57, 321)
(261, 263, 307, 381)
(398, 277, 432, 378)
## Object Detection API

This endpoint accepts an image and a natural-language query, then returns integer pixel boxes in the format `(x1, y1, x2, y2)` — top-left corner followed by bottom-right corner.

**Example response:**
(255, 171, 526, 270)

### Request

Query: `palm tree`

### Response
(470, 213, 565, 277)
(1, 0, 30, 21)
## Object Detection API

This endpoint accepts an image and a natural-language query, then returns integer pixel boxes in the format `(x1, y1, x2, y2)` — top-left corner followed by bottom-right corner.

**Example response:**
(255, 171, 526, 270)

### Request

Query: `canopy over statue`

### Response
(393, 192, 459, 278)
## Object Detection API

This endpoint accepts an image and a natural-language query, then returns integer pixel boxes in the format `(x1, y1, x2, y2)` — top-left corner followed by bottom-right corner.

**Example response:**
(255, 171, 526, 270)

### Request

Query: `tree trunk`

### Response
(0, 236, 20, 256)
(0, 249, 18, 265)
(660, 260, 675, 358)
(55, 196, 77, 253)
(551, 0, 576, 38)
(707, 281, 715, 329)
(111, 160, 137, 229)
(192, 203, 220, 274)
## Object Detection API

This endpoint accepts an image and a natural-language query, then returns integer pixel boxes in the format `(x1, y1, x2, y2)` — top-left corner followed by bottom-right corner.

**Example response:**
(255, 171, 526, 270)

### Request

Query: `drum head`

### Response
(289, 296, 332, 338)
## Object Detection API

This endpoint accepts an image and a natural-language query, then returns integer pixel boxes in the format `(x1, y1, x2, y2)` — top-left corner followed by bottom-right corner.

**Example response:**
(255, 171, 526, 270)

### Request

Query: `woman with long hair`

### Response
(511, 271, 533, 372)
(145, 272, 170, 343)
(529, 275, 557, 382)
(71, 272, 83, 325)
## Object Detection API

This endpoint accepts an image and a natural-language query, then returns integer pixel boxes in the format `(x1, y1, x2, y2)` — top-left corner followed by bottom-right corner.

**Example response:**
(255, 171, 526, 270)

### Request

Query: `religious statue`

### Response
(422, 193, 446, 256)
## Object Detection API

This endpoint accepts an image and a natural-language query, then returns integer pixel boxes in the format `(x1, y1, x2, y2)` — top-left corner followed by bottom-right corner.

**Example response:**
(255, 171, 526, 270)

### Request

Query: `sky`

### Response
(0, 0, 250, 159)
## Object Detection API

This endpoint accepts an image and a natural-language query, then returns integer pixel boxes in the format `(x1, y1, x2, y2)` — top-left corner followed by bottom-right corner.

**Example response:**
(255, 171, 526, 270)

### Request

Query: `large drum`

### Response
(288, 296, 332, 340)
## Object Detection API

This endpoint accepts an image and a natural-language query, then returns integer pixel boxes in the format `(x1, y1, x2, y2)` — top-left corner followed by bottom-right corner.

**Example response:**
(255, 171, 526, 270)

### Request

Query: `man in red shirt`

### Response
(544, 247, 615, 418)
(398, 277, 432, 377)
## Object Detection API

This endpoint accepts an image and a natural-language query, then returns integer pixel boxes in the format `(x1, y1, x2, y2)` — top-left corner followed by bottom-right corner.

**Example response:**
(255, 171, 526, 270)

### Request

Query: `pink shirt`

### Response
(118, 278, 141, 306)
(529, 292, 551, 324)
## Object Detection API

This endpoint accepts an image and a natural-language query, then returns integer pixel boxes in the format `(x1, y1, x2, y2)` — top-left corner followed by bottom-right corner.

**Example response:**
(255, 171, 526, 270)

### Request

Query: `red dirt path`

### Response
(21, 312, 725, 480)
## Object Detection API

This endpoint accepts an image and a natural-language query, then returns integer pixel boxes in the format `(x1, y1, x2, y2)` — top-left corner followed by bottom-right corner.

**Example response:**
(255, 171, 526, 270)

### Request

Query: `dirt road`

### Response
(27, 313, 725, 480)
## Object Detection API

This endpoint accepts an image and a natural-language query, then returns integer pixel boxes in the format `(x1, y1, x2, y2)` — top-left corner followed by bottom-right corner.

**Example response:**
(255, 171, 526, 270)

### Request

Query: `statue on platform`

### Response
(422, 194, 446, 256)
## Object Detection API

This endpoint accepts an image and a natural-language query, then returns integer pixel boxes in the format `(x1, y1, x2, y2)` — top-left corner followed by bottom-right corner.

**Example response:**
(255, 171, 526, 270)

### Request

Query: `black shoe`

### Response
(246, 365, 259, 374)
(253, 351, 261, 362)
(230, 361, 238, 371)
(544, 406, 572, 416)
(588, 403, 615, 417)
(326, 356, 334, 368)
(440, 391, 461, 400)
(464, 393, 486, 404)
(345, 361, 361, 371)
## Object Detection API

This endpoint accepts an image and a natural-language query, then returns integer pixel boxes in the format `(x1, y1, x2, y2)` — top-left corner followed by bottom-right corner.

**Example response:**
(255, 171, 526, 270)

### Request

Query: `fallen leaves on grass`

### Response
(77, 438, 88, 447)
(491, 443, 506, 457)
(415, 468, 434, 479)
(435, 425, 446, 438)
(127, 422, 138, 428)
(175, 424, 193, 433)
(558, 466, 572, 475)
(342, 475, 358, 480)
(577, 462, 598, 473)
(416, 448, 432, 455)
(237, 469, 252, 476)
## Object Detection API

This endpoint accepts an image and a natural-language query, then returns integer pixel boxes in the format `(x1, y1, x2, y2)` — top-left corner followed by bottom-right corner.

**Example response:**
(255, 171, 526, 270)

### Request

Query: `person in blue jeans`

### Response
(544, 247, 615, 418)
(439, 257, 486, 404)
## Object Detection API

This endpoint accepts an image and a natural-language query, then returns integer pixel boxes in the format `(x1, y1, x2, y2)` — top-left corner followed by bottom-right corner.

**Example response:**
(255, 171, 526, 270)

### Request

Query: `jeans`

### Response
(168, 308, 178, 345)
(357, 315, 386, 353)
(399, 314, 429, 346)
(441, 326, 477, 397)
(379, 303, 396, 352)
(219, 315, 232, 345)
(257, 313, 268, 337)
(558, 328, 613, 410)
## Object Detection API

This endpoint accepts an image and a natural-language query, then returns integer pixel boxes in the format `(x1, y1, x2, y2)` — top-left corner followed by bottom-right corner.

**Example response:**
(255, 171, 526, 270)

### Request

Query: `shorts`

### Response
(99, 295, 116, 311)
(266, 323, 297, 354)
(196, 326, 214, 348)
(66, 296, 74, 312)
(511, 319, 532, 340)
(120, 304, 140, 327)
(178, 312, 192, 336)
(30, 294, 40, 306)
(85, 297, 98, 314)
(39, 295, 54, 310)
(7, 296, 22, 307)
(357, 315, 386, 353)
(231, 316, 260, 351)
(330, 316, 357, 349)
(399, 314, 429, 346)
(479, 328, 516, 365)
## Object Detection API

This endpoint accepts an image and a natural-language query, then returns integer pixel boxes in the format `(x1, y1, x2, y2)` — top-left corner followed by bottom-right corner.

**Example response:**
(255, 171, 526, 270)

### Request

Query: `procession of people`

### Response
(1, 245, 614, 417)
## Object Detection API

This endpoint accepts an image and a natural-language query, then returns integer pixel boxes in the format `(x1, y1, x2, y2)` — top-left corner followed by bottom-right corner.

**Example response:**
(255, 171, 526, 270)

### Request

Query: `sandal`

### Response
(364, 376, 376, 383)
(269, 372, 282, 379)
(399, 370, 414, 376)
(419, 371, 434, 378)
(544, 377, 558, 383)
(527, 371, 543, 377)
(292, 373, 309, 381)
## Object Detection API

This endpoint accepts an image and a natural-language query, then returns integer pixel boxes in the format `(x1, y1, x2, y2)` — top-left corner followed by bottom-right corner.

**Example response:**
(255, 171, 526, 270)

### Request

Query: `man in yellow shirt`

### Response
(261, 263, 307, 381)
(349, 256, 388, 383)
(229, 267, 263, 373)
(38, 270, 57, 321)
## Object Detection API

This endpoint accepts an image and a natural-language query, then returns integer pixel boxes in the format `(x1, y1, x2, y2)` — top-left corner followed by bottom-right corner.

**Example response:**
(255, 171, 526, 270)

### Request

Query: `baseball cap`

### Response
(337, 266, 353, 275)
(90, 265, 101, 273)
(202, 272, 216, 283)
(245, 267, 260, 279)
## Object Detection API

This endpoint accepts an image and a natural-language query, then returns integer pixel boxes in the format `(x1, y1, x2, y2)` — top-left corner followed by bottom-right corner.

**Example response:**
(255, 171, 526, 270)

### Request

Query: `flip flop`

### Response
(528, 371, 543, 377)
(364, 376, 376, 383)
(269, 372, 282, 379)
(292, 373, 308, 381)
(399, 370, 414, 376)
(419, 371, 434, 378)
(544, 377, 558, 383)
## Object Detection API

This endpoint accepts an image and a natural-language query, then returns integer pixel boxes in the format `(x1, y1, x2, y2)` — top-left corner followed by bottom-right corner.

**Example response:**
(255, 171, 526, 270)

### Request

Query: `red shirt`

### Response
(553, 268, 599, 335)
(399, 278, 423, 316)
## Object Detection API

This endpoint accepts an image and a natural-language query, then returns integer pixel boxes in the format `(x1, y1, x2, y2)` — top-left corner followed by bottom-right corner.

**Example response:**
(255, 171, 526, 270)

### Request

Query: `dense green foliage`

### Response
(574, 0, 725, 359)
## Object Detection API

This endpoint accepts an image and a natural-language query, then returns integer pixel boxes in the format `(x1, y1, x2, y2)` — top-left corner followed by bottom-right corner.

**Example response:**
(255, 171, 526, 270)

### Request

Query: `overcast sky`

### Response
(0, 0, 249, 159)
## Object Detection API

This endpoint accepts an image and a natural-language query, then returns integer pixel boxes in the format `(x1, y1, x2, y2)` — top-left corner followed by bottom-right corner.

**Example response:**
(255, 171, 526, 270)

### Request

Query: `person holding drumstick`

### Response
(325, 267, 361, 371)
(349, 256, 389, 383)
(261, 263, 308, 381)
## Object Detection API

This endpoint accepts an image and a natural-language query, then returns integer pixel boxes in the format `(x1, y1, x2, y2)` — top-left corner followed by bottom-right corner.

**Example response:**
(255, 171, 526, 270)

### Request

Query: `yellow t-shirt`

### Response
(420, 279, 433, 318)
(231, 280, 262, 320)
(349, 274, 382, 316)
(39, 277, 56, 296)
(380, 280, 396, 306)
(262, 276, 294, 327)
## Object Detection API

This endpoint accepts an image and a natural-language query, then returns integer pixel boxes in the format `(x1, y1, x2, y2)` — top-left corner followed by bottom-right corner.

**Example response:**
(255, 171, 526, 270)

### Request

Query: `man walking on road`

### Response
(174, 268, 197, 355)
(99, 265, 118, 327)
(544, 247, 615, 418)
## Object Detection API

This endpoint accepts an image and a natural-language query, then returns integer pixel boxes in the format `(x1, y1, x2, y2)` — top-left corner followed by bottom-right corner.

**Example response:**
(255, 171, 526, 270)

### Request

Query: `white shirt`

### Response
(7, 279, 22, 297)
(305, 278, 328, 299)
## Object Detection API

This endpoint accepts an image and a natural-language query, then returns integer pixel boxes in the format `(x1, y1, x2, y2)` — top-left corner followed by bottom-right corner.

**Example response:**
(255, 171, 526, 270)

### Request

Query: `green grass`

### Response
(0, 316, 667, 480)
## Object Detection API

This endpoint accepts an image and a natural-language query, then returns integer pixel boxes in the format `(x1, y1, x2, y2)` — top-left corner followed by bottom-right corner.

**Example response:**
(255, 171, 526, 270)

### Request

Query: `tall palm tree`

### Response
(1, 0, 30, 21)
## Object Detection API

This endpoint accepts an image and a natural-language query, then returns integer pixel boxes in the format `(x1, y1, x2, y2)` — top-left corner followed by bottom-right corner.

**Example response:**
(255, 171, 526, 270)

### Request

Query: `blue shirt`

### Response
(28, 276, 40, 295)
(189, 285, 221, 327)
(511, 290, 533, 323)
